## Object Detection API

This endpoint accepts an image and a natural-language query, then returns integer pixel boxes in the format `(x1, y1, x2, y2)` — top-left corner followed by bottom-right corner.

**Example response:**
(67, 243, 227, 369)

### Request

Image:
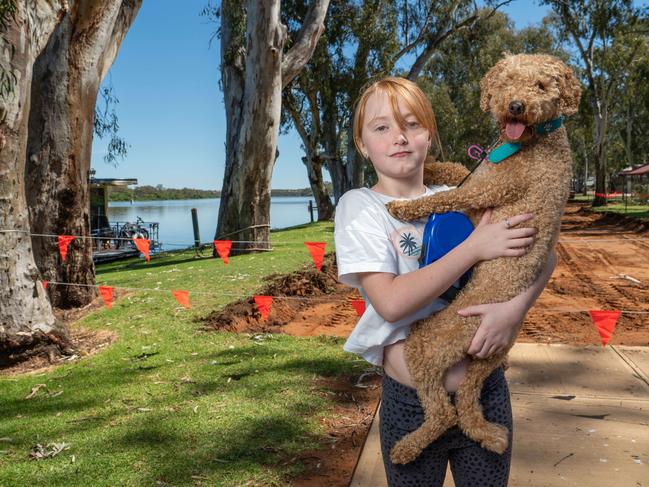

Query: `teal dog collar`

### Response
(536, 116, 564, 135)
(488, 142, 522, 163)
(488, 116, 565, 164)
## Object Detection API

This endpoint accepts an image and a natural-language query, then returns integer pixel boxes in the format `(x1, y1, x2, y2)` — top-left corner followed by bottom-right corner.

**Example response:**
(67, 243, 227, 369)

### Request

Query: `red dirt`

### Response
(520, 202, 649, 345)
(202, 201, 649, 486)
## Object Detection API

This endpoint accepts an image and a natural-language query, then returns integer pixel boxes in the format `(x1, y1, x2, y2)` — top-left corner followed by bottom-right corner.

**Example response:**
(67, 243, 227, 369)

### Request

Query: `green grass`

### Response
(0, 222, 374, 486)
(571, 194, 649, 219)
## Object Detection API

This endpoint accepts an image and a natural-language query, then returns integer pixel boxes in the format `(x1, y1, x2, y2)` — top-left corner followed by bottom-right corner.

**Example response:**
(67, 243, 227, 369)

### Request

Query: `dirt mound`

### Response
(594, 211, 649, 233)
(574, 203, 649, 233)
(200, 253, 362, 336)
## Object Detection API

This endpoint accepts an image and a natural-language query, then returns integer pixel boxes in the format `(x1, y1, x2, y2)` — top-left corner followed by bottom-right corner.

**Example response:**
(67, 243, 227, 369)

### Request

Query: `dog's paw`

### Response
(390, 438, 421, 465)
(479, 423, 510, 454)
(386, 200, 414, 221)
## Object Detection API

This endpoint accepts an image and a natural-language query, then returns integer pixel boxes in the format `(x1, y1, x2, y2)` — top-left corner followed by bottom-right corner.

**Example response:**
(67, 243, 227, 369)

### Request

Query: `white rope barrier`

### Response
(40, 281, 649, 314)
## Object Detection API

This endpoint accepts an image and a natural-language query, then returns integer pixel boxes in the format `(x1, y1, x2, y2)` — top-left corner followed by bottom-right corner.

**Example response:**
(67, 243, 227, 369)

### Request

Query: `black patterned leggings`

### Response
(379, 367, 513, 487)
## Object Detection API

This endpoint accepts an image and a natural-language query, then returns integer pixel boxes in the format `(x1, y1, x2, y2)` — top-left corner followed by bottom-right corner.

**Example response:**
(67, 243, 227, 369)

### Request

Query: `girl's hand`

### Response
(465, 209, 536, 262)
(459, 299, 526, 359)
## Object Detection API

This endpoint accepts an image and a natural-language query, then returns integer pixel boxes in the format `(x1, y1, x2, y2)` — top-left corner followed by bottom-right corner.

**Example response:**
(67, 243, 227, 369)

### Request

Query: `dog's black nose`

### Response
(509, 101, 525, 116)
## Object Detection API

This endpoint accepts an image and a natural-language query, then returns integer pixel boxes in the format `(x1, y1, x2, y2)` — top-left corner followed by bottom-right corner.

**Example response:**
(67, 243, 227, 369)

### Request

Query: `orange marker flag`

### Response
(589, 310, 621, 346)
(350, 299, 366, 317)
(58, 235, 75, 262)
(254, 295, 273, 321)
(99, 286, 114, 309)
(133, 238, 150, 262)
(172, 290, 191, 309)
(213, 240, 232, 264)
(43, 280, 48, 289)
(305, 242, 326, 272)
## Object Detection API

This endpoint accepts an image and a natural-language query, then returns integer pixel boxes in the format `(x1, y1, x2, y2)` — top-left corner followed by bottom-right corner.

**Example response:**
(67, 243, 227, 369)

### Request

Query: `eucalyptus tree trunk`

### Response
(322, 146, 348, 205)
(321, 92, 348, 204)
(215, 0, 329, 252)
(303, 154, 334, 220)
(581, 136, 589, 196)
(591, 96, 612, 206)
(283, 88, 334, 220)
(25, 0, 141, 309)
(0, 1, 74, 364)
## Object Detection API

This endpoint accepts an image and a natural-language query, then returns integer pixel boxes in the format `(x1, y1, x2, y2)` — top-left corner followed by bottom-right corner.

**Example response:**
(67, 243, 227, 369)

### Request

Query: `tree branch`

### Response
(281, 0, 330, 88)
(406, 0, 513, 80)
(559, 1, 597, 91)
(284, 89, 316, 155)
(390, 1, 437, 66)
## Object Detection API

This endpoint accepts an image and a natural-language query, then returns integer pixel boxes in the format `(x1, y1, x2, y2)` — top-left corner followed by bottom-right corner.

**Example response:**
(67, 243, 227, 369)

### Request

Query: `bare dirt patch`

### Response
(0, 295, 119, 377)
(520, 202, 649, 345)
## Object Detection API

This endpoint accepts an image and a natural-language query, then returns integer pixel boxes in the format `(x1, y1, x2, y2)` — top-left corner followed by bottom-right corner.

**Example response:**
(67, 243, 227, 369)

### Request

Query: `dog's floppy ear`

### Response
(479, 57, 508, 113)
(557, 62, 582, 116)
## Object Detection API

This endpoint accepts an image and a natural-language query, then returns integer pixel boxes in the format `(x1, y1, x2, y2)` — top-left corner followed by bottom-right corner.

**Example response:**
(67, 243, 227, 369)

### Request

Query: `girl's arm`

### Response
(460, 249, 557, 358)
(357, 210, 536, 323)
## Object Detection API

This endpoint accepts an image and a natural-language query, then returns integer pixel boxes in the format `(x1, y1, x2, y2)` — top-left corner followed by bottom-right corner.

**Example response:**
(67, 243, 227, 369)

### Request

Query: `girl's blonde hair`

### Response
(352, 76, 441, 156)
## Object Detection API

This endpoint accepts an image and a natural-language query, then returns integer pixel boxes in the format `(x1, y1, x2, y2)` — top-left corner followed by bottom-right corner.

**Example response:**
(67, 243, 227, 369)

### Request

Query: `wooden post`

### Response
(191, 208, 201, 249)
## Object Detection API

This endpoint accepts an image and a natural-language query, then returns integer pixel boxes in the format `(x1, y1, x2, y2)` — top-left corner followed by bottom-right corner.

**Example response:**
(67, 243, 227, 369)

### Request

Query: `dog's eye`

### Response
(536, 81, 546, 91)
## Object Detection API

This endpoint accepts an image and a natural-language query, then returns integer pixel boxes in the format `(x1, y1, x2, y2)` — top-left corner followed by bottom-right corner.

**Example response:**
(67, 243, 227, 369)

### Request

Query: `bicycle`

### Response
(116, 216, 150, 248)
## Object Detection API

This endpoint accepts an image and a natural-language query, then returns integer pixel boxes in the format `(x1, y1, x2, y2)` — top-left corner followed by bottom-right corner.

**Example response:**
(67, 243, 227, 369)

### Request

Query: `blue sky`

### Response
(91, 0, 551, 190)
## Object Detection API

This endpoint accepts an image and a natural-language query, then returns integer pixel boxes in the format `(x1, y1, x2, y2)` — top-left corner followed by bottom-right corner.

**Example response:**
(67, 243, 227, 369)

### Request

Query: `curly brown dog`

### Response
(384, 53, 581, 465)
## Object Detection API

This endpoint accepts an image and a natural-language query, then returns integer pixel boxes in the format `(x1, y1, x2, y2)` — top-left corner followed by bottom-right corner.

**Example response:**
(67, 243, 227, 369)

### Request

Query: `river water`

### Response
(107, 197, 321, 249)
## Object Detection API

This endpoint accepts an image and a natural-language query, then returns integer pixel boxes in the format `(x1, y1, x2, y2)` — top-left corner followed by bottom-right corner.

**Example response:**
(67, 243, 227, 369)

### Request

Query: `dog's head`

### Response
(479, 54, 581, 143)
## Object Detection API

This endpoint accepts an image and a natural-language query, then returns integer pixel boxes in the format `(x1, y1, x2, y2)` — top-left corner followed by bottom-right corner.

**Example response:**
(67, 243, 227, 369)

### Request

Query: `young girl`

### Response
(334, 77, 556, 487)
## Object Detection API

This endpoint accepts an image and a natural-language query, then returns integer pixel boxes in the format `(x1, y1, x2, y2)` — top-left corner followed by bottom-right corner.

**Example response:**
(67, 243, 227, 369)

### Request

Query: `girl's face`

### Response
(358, 90, 431, 190)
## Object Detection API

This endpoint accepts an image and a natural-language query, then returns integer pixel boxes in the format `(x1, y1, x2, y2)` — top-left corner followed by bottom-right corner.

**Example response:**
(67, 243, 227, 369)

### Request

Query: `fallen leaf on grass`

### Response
(65, 415, 104, 423)
(29, 443, 70, 460)
(25, 384, 47, 399)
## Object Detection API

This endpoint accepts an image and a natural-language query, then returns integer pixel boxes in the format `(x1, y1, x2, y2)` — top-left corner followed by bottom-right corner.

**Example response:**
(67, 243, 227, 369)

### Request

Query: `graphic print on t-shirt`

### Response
(390, 225, 423, 260)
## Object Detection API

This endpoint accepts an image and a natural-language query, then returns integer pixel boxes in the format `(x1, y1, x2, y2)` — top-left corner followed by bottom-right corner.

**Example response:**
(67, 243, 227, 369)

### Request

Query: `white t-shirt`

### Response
(334, 185, 452, 366)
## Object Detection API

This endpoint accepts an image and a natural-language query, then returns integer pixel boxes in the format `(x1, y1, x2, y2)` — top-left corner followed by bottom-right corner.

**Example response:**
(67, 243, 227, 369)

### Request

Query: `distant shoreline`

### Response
(108, 184, 332, 202)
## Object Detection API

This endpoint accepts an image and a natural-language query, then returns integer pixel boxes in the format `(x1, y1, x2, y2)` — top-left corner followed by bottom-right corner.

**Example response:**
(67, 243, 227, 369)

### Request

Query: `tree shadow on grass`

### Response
(96, 254, 215, 275)
(0, 348, 359, 485)
(100, 401, 326, 485)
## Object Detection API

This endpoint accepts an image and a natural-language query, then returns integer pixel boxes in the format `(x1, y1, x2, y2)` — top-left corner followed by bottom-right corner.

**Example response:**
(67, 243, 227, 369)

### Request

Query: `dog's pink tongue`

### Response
(505, 121, 526, 140)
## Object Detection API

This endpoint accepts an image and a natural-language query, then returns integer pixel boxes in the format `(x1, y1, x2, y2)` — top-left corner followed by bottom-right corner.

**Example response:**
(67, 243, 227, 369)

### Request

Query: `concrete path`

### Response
(349, 343, 649, 487)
